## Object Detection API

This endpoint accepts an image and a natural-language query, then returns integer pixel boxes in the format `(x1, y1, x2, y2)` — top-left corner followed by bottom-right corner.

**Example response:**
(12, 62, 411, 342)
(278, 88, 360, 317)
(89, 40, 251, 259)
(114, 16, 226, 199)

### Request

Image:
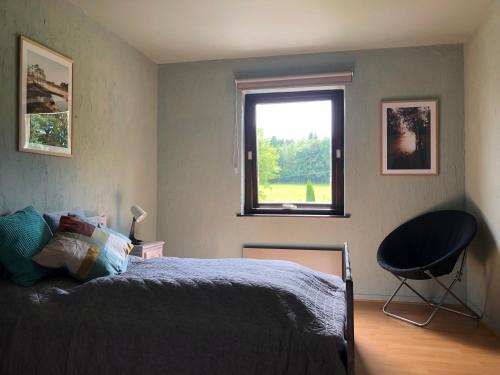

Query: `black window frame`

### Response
(243, 89, 345, 216)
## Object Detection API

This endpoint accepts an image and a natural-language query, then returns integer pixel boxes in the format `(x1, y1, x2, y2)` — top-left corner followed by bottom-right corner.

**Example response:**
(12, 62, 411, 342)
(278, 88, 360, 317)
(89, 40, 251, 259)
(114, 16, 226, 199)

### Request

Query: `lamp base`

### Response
(131, 238, 144, 246)
(129, 218, 144, 246)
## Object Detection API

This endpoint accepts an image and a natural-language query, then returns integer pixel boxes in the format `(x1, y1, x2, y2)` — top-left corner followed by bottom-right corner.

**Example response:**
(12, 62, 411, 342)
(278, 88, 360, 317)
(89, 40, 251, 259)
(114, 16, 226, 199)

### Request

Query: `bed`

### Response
(0, 242, 354, 375)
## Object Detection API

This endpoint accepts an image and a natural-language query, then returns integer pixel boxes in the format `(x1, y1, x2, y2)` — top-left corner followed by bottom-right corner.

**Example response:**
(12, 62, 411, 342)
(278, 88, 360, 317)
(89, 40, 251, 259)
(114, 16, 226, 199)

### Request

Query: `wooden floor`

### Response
(354, 301, 500, 375)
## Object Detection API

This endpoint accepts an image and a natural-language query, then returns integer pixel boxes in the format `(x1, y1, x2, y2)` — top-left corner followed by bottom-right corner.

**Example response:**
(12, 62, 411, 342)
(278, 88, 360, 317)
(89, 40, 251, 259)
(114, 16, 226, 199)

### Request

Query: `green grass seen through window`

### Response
(259, 183, 331, 203)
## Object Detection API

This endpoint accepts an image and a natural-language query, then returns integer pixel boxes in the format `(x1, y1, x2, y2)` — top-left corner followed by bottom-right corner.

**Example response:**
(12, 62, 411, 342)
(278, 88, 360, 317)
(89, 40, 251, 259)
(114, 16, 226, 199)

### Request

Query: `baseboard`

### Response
(355, 293, 500, 337)
(355, 292, 474, 306)
(467, 299, 500, 337)
(354, 293, 429, 303)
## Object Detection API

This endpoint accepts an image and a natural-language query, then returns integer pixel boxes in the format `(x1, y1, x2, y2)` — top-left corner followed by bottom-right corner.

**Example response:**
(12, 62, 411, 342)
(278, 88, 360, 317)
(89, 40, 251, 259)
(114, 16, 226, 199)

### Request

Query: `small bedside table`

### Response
(131, 241, 165, 260)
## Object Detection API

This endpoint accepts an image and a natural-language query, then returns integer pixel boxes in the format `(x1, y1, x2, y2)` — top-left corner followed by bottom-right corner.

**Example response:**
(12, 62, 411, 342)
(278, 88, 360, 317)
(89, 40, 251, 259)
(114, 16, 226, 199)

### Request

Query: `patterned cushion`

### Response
(0, 206, 53, 286)
(43, 207, 86, 234)
(33, 216, 133, 281)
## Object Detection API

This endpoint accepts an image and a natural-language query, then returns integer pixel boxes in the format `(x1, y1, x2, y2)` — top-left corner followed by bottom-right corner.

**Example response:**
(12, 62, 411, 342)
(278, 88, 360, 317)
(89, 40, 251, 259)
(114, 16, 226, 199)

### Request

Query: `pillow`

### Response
(43, 207, 86, 234)
(0, 206, 53, 286)
(71, 213, 103, 227)
(33, 216, 133, 281)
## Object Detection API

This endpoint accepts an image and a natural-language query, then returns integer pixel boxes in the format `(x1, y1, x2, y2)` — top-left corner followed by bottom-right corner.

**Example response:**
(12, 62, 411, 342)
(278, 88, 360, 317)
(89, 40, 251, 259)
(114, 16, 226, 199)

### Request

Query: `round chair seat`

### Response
(377, 210, 477, 280)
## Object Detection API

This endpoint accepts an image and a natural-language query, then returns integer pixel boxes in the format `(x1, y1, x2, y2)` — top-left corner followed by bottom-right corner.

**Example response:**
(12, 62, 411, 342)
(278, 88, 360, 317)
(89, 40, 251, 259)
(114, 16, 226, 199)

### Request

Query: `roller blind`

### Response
(235, 72, 353, 91)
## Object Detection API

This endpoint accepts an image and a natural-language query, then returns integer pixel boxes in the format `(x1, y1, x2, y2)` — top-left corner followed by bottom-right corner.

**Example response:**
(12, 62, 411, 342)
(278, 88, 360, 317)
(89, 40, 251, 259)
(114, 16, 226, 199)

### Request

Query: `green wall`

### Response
(0, 0, 158, 239)
(157, 45, 465, 300)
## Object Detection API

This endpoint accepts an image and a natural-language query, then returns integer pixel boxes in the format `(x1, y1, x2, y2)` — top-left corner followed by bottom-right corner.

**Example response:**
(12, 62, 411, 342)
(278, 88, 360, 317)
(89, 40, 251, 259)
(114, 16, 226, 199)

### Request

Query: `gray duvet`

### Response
(0, 256, 347, 375)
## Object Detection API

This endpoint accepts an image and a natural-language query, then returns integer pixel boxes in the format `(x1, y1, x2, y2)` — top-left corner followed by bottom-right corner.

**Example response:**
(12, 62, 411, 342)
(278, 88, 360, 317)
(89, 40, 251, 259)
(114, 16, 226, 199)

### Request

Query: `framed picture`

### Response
(19, 36, 73, 157)
(381, 99, 438, 175)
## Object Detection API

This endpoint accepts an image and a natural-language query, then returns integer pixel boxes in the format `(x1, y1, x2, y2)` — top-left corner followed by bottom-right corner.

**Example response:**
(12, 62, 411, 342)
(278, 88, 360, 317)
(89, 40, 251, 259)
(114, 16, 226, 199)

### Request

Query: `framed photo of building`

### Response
(381, 99, 438, 175)
(19, 36, 73, 157)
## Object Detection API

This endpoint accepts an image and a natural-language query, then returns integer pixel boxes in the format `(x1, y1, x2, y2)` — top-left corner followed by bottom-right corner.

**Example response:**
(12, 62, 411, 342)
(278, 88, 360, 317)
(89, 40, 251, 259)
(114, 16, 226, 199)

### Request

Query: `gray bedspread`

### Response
(0, 256, 347, 375)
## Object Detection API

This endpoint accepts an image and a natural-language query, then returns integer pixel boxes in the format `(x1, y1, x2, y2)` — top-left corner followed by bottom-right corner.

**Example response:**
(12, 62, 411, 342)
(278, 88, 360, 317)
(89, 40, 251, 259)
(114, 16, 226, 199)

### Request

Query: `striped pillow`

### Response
(33, 216, 133, 281)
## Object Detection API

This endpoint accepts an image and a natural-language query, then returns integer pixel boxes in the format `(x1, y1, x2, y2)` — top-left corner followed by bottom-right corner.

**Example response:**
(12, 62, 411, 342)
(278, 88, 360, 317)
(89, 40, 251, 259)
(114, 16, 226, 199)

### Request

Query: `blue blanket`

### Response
(0, 256, 347, 375)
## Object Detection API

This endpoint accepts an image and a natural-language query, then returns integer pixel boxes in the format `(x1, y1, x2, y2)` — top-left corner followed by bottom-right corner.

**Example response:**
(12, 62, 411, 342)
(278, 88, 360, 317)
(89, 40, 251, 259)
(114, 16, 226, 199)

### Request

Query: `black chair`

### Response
(377, 210, 481, 327)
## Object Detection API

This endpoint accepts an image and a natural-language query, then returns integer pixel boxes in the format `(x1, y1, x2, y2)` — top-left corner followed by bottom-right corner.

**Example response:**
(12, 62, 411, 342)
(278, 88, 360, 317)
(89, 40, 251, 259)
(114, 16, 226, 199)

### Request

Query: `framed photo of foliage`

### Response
(381, 99, 438, 175)
(19, 36, 73, 157)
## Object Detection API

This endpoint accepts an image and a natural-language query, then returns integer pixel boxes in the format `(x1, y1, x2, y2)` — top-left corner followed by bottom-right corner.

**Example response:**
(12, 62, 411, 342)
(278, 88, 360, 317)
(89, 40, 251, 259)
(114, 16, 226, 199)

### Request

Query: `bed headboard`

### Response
(88, 214, 107, 227)
(243, 243, 354, 375)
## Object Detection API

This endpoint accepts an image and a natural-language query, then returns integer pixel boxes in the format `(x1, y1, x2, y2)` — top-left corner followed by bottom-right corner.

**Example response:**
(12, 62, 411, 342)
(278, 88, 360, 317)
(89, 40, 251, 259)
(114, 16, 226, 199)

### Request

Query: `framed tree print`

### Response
(19, 36, 73, 157)
(381, 99, 438, 175)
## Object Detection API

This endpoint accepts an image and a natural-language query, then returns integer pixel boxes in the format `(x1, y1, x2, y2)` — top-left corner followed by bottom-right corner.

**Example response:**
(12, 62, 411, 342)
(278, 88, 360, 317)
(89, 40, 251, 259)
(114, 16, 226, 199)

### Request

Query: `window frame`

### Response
(243, 89, 345, 216)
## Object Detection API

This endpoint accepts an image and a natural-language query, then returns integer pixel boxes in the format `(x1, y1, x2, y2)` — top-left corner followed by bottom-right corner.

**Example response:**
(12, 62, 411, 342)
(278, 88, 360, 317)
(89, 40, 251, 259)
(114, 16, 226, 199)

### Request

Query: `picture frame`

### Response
(381, 99, 438, 175)
(19, 35, 73, 157)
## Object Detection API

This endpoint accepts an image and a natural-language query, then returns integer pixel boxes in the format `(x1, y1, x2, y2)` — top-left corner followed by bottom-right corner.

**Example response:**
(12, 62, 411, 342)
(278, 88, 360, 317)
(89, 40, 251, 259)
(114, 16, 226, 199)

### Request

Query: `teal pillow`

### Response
(0, 206, 53, 286)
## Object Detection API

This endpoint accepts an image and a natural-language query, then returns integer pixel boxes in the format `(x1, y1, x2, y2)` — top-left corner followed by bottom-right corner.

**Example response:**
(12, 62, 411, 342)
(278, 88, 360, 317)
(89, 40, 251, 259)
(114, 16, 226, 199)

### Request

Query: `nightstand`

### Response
(131, 241, 165, 259)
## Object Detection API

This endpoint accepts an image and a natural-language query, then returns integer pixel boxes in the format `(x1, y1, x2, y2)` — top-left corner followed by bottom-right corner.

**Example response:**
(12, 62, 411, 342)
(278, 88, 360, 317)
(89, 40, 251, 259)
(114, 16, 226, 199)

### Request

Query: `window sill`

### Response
(237, 213, 351, 218)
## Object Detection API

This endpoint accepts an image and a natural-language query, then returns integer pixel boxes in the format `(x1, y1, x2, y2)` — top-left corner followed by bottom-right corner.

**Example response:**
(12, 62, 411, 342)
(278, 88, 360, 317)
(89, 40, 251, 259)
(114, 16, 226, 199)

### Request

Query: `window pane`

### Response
(256, 100, 332, 204)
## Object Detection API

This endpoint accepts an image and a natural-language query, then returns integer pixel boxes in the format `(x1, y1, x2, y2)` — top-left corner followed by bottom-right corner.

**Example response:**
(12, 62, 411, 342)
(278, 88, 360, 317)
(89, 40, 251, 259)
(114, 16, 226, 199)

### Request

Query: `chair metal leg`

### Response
(426, 273, 481, 320)
(393, 275, 480, 319)
(383, 277, 447, 327)
(382, 258, 481, 327)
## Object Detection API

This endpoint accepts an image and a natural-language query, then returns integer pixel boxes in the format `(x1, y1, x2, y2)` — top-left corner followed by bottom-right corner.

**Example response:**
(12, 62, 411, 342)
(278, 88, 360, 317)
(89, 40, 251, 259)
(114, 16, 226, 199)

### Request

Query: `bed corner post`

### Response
(344, 242, 355, 375)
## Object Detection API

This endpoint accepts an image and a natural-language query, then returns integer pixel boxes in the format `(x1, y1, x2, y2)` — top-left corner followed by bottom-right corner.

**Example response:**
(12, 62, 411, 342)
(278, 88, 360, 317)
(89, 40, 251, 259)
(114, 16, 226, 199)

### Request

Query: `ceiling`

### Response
(69, 0, 492, 64)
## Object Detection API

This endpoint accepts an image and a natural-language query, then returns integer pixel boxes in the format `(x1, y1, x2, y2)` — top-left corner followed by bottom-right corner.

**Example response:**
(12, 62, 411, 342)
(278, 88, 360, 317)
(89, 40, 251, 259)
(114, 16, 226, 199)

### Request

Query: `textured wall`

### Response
(465, 0, 500, 334)
(0, 0, 158, 239)
(158, 45, 465, 299)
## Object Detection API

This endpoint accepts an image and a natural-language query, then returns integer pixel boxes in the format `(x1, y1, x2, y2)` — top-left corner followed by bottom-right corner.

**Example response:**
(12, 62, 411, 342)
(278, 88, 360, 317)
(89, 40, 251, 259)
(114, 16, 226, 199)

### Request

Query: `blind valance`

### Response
(235, 72, 352, 91)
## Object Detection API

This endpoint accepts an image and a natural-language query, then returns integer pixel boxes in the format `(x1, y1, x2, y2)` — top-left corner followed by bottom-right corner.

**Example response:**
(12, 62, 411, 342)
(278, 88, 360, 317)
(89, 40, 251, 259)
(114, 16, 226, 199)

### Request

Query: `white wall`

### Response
(465, 0, 500, 334)
(157, 46, 465, 300)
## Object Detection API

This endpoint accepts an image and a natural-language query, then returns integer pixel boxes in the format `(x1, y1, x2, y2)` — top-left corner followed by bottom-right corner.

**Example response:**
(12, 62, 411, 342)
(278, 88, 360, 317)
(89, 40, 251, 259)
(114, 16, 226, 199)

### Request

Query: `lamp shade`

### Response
(131, 205, 147, 223)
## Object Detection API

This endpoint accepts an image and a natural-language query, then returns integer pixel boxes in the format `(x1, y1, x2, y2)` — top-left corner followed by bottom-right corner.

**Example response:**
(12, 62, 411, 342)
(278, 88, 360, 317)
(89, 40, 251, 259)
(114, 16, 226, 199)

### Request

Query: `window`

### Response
(243, 89, 344, 216)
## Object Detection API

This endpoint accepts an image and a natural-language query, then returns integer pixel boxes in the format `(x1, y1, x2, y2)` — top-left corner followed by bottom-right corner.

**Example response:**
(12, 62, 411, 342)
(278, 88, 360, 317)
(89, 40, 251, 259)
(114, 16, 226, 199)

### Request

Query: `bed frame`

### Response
(84, 220, 355, 373)
(87, 214, 107, 227)
(243, 242, 354, 375)
(344, 242, 355, 375)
